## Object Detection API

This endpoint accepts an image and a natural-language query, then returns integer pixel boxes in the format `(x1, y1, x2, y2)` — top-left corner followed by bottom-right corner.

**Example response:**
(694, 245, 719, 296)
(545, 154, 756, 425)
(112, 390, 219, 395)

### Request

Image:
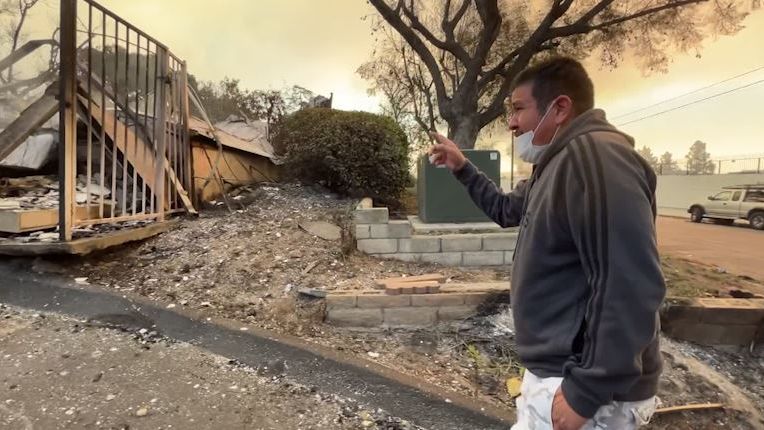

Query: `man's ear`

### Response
(553, 96, 574, 125)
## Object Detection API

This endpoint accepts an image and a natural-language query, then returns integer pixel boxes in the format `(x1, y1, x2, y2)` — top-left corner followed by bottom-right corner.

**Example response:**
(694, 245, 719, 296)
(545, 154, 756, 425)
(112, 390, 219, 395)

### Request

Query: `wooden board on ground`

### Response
(0, 205, 112, 233)
(440, 282, 510, 293)
(0, 220, 177, 256)
(374, 273, 446, 288)
(655, 403, 724, 415)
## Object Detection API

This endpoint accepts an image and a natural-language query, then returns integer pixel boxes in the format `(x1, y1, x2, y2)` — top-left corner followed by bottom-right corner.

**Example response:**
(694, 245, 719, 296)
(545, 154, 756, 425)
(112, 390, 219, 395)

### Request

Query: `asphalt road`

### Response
(657, 216, 764, 281)
(0, 261, 511, 430)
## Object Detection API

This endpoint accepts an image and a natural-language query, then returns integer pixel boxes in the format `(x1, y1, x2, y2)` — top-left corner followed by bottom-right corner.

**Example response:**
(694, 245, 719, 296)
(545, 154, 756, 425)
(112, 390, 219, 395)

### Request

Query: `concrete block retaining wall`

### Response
(354, 208, 517, 267)
(325, 288, 507, 328)
(661, 297, 764, 346)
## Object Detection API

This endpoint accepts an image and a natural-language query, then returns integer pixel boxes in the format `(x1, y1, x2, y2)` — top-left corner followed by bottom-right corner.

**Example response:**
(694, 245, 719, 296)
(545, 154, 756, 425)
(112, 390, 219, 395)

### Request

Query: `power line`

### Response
(611, 65, 764, 120)
(616, 77, 764, 127)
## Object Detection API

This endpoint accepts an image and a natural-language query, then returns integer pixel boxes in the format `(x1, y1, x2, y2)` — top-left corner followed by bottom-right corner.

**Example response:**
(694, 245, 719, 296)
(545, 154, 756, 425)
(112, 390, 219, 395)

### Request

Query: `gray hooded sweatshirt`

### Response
(453, 109, 665, 418)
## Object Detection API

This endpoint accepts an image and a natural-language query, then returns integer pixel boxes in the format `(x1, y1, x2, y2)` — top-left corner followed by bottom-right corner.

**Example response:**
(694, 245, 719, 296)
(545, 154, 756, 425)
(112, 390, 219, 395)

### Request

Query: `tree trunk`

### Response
(449, 117, 480, 149)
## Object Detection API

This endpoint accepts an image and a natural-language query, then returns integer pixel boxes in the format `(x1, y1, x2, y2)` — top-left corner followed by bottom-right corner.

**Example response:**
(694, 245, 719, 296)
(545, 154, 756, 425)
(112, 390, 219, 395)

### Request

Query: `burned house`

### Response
(189, 115, 280, 203)
(0, 0, 278, 255)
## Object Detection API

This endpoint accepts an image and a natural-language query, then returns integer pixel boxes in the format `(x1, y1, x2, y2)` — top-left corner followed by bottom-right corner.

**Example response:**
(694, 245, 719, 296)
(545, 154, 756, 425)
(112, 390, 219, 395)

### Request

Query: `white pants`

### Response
(511, 371, 657, 430)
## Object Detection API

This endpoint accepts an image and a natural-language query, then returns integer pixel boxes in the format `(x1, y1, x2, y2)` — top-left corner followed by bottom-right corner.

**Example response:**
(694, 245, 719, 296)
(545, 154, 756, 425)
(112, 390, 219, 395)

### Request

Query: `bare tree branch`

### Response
(5, 0, 41, 83)
(461, 0, 501, 85)
(368, 0, 450, 114)
(478, 1, 573, 126)
(401, 2, 471, 65)
(547, 0, 708, 40)
(442, 0, 472, 50)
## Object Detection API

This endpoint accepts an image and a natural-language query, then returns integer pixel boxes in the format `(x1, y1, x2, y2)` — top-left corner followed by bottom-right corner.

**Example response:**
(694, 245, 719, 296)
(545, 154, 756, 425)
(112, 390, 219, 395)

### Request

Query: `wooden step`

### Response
(0, 204, 112, 233)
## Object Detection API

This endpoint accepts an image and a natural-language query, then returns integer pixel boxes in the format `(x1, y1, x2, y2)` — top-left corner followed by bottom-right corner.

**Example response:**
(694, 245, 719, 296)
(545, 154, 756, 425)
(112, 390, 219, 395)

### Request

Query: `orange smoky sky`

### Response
(87, 1, 764, 158)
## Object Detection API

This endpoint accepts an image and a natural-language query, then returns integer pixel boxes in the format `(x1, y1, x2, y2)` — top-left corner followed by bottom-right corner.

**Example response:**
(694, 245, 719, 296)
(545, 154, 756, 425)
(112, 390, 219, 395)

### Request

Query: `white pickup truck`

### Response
(688, 184, 764, 230)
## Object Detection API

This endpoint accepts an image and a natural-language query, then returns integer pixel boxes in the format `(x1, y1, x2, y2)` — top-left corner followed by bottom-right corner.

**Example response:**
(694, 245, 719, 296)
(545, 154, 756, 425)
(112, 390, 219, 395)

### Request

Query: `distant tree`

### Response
(637, 145, 659, 171)
(0, 0, 58, 101)
(0, 0, 43, 84)
(659, 151, 680, 175)
(186, 76, 321, 138)
(685, 140, 715, 175)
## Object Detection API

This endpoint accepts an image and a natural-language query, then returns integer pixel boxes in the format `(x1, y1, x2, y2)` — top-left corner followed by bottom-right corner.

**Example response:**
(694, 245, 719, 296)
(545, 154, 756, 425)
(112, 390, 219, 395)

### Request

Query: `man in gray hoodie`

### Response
(429, 57, 664, 430)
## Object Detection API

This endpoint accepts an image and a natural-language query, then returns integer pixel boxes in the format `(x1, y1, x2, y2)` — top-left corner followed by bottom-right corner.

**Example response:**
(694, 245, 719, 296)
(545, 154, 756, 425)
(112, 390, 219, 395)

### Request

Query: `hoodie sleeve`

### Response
(452, 160, 526, 228)
(559, 134, 666, 418)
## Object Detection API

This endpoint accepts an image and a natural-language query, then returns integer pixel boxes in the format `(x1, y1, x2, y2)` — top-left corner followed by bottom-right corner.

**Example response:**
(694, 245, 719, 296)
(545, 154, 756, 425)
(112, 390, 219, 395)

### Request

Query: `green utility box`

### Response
(417, 149, 501, 223)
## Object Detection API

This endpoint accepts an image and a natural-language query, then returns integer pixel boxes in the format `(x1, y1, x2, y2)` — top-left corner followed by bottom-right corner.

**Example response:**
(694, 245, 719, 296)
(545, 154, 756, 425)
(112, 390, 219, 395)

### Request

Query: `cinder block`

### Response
(411, 293, 465, 307)
(371, 220, 412, 238)
(398, 237, 440, 253)
(383, 306, 437, 327)
(412, 285, 429, 294)
(463, 251, 505, 266)
(696, 298, 764, 326)
(380, 252, 463, 266)
(357, 294, 412, 308)
(441, 234, 482, 252)
(438, 305, 478, 321)
(664, 322, 758, 346)
(355, 224, 371, 239)
(660, 299, 704, 323)
(375, 274, 446, 287)
(504, 251, 515, 265)
(353, 208, 389, 224)
(661, 298, 764, 326)
(385, 286, 401, 295)
(418, 252, 462, 266)
(357, 238, 398, 254)
(482, 233, 518, 251)
(462, 292, 491, 305)
(326, 308, 383, 327)
(383, 253, 420, 263)
(326, 294, 357, 309)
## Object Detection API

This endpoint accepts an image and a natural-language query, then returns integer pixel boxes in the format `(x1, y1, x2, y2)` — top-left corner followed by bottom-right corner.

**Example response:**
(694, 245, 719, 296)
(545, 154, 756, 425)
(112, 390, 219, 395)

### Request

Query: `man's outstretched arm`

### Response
(429, 132, 526, 228)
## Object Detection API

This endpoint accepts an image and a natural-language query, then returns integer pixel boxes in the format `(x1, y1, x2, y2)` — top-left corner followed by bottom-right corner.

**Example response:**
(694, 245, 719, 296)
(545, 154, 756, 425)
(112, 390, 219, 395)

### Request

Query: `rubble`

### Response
(64, 182, 764, 428)
(0, 175, 59, 209)
(77, 182, 503, 307)
(0, 174, 157, 240)
(0, 129, 57, 171)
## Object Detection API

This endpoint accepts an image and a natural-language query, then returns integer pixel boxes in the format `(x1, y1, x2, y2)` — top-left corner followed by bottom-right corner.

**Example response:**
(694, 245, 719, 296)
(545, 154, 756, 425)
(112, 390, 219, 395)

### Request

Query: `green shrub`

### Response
(273, 108, 410, 204)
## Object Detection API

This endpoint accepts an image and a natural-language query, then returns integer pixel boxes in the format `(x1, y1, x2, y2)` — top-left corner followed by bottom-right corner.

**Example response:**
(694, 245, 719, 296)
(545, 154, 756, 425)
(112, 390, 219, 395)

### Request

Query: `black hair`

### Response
(511, 56, 594, 115)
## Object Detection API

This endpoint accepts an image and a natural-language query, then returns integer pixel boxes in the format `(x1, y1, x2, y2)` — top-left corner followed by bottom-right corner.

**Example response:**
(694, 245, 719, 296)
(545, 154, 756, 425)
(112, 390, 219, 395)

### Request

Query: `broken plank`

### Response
(655, 403, 724, 415)
(374, 273, 446, 288)
(0, 87, 58, 161)
(0, 219, 178, 256)
(0, 39, 56, 74)
(165, 161, 197, 215)
(440, 283, 510, 293)
(301, 261, 320, 275)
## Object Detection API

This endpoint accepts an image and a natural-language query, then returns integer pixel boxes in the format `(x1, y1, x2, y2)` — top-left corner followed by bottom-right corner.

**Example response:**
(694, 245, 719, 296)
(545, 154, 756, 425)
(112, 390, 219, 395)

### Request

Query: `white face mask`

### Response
(516, 103, 560, 164)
